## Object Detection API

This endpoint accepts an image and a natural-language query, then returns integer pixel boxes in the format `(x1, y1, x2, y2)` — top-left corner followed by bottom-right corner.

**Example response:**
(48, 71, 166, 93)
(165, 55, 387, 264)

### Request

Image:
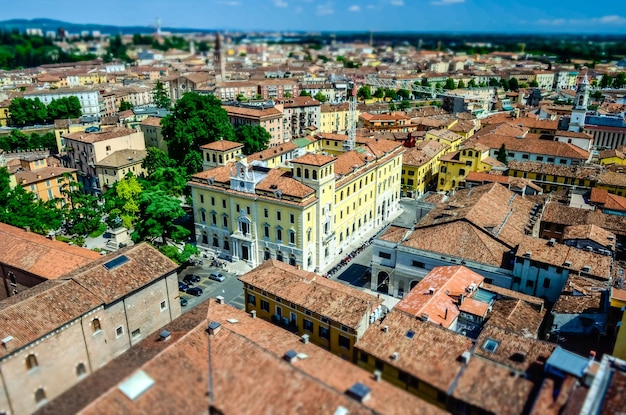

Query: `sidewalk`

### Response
(362, 288, 400, 311)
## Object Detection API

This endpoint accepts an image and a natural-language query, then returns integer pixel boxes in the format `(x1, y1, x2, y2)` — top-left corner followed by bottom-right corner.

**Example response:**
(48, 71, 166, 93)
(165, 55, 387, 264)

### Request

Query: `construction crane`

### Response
(343, 81, 357, 152)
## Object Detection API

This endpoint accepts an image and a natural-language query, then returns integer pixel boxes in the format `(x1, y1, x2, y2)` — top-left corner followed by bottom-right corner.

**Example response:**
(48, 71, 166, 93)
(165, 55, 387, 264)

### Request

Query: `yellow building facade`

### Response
(401, 140, 449, 198)
(320, 103, 354, 134)
(12, 157, 77, 205)
(188, 136, 404, 272)
(437, 143, 500, 192)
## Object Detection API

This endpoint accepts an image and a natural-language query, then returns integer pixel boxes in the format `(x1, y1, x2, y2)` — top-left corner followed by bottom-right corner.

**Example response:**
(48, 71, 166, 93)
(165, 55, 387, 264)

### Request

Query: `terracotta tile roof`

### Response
(459, 297, 489, 317)
(63, 127, 138, 143)
(291, 152, 336, 167)
(403, 221, 510, 267)
(553, 275, 609, 314)
(395, 266, 485, 328)
(507, 160, 600, 180)
(333, 150, 369, 177)
(95, 149, 147, 168)
(321, 102, 350, 112)
(378, 226, 411, 243)
(68, 300, 445, 415)
(451, 357, 535, 415)
(360, 112, 410, 122)
(139, 116, 163, 127)
(600, 367, 626, 415)
(591, 187, 626, 212)
(515, 236, 612, 280)
(222, 104, 283, 118)
(0, 280, 102, 360)
(0, 222, 101, 279)
(470, 133, 590, 160)
(356, 137, 404, 158)
(246, 141, 298, 163)
(356, 310, 473, 392)
(485, 299, 547, 338)
(239, 260, 381, 328)
(541, 202, 626, 237)
(254, 168, 317, 199)
(402, 141, 448, 167)
(554, 130, 593, 139)
(426, 128, 463, 143)
(598, 171, 626, 187)
(563, 224, 616, 249)
(279, 96, 322, 107)
(199, 139, 244, 151)
(63, 243, 178, 304)
(598, 148, 625, 161)
(530, 376, 578, 415)
(414, 183, 536, 248)
(14, 166, 76, 185)
(448, 119, 476, 134)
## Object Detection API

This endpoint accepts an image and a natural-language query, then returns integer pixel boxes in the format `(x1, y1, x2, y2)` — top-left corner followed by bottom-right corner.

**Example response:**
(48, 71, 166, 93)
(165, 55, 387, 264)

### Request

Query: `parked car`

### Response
(178, 282, 189, 292)
(182, 275, 195, 285)
(187, 287, 203, 296)
(209, 272, 226, 282)
(180, 297, 188, 307)
(189, 274, 201, 283)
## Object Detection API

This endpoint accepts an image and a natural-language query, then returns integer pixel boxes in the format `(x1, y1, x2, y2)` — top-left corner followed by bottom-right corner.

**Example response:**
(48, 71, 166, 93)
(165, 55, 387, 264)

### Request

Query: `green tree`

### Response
(284, 91, 292, 98)
(161, 92, 235, 172)
(615, 72, 626, 89)
(159, 243, 200, 265)
(600, 75, 613, 89)
(119, 100, 134, 112)
(529, 80, 539, 87)
(235, 124, 271, 155)
(399, 100, 411, 110)
(443, 78, 456, 90)
(9, 97, 48, 126)
(496, 144, 508, 164)
(132, 189, 189, 244)
(384, 88, 397, 100)
(47, 96, 82, 120)
(357, 85, 372, 100)
(397, 89, 411, 100)
(113, 174, 143, 228)
(152, 80, 171, 109)
(499, 78, 510, 91)
(421, 78, 429, 87)
(457, 80, 466, 89)
(468, 79, 477, 88)
(373, 88, 385, 99)
(508, 78, 519, 91)
(0, 167, 63, 234)
(489, 78, 500, 87)
(591, 90, 604, 100)
(149, 166, 189, 197)
(313, 92, 327, 103)
(299, 90, 312, 97)
(389, 102, 397, 111)
(61, 181, 104, 235)
(142, 147, 175, 175)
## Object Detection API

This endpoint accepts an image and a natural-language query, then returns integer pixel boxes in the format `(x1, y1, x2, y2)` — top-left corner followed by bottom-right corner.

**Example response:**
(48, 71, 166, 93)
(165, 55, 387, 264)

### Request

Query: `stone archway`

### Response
(377, 271, 389, 294)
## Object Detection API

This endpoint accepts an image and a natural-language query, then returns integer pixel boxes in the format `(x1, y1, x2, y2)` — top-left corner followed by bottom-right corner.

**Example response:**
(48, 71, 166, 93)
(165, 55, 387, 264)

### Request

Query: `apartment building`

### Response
(239, 260, 384, 361)
(214, 80, 258, 101)
(188, 136, 404, 272)
(437, 142, 504, 192)
(257, 78, 299, 100)
(277, 96, 322, 141)
(320, 102, 354, 134)
(0, 243, 180, 415)
(139, 116, 167, 154)
(24, 87, 102, 117)
(12, 155, 77, 204)
(401, 140, 449, 198)
(62, 127, 146, 194)
(96, 149, 147, 191)
(360, 112, 413, 133)
(222, 102, 284, 147)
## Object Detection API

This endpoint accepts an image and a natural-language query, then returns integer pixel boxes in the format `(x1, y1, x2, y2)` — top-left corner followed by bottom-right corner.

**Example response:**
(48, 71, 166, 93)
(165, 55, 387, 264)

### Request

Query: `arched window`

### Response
(26, 354, 38, 370)
(212, 213, 217, 225)
(289, 255, 296, 266)
(264, 249, 271, 260)
(91, 318, 101, 333)
(297, 167, 301, 177)
(35, 388, 46, 405)
(312, 170, 318, 180)
(289, 230, 296, 244)
(277, 251, 284, 262)
(76, 362, 87, 378)
(223, 238, 230, 251)
(223, 216, 228, 227)
(304, 169, 309, 179)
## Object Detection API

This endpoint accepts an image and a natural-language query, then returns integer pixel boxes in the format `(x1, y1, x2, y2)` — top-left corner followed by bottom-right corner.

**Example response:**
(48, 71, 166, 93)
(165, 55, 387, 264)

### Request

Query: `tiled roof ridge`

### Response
(0, 226, 99, 260)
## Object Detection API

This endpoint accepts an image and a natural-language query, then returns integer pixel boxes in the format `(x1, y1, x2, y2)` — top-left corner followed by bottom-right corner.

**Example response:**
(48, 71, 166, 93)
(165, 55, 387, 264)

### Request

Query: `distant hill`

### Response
(0, 18, 213, 35)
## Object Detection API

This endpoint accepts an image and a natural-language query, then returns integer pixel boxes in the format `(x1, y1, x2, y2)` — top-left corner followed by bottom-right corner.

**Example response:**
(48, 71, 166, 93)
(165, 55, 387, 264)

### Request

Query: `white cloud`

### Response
(316, 2, 334, 15)
(431, 0, 464, 5)
(273, 0, 288, 7)
(389, 0, 404, 5)
(349, 5, 361, 12)
(216, 0, 241, 5)
(367, 4, 376, 9)
(537, 15, 626, 26)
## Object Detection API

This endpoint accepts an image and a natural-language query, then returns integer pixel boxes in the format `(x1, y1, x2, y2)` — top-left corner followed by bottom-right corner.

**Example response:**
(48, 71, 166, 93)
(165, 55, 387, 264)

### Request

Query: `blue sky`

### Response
(4, 0, 626, 33)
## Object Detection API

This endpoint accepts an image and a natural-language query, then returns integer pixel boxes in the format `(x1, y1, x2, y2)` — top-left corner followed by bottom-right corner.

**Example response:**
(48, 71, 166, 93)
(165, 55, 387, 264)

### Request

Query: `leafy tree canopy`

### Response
(152, 80, 171, 109)
(47, 96, 82, 121)
(119, 100, 134, 112)
(313, 92, 327, 102)
(161, 92, 235, 171)
(235, 124, 271, 155)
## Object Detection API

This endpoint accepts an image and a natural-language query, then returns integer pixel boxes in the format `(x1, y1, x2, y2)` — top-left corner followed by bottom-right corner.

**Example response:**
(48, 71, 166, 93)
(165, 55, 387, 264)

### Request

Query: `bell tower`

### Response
(569, 74, 589, 132)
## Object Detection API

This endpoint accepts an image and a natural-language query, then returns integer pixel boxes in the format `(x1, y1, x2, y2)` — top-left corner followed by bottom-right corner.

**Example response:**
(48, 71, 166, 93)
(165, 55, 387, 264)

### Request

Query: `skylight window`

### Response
(405, 330, 415, 339)
(103, 255, 129, 271)
(482, 338, 499, 353)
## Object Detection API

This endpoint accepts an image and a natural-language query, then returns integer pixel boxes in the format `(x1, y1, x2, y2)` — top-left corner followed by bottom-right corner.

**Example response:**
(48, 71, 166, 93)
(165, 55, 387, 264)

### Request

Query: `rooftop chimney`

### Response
(207, 321, 221, 336)
(216, 295, 225, 304)
(301, 334, 310, 344)
(158, 330, 171, 341)
(382, 325, 389, 333)
(283, 349, 298, 364)
(250, 310, 256, 319)
(374, 370, 382, 382)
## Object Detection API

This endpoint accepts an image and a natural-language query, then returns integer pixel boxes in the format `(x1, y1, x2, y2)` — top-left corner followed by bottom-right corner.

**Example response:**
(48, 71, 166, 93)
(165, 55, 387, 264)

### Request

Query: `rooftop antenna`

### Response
(155, 17, 162, 36)
(343, 81, 357, 152)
